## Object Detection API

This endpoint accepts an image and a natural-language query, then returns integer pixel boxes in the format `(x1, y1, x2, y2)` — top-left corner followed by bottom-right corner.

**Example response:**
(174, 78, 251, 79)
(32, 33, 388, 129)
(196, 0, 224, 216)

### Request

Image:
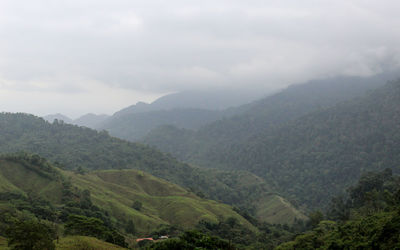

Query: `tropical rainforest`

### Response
(0, 74, 400, 249)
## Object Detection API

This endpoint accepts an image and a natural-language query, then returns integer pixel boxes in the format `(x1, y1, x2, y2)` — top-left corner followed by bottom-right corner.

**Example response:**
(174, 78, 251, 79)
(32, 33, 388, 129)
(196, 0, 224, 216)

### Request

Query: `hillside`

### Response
(144, 73, 393, 165)
(0, 153, 255, 234)
(151, 79, 400, 209)
(98, 108, 226, 141)
(277, 169, 400, 250)
(0, 113, 305, 225)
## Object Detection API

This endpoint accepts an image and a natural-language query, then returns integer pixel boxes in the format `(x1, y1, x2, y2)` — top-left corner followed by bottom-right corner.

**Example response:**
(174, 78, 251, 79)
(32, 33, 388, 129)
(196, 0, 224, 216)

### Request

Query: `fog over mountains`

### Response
(3, 1, 400, 248)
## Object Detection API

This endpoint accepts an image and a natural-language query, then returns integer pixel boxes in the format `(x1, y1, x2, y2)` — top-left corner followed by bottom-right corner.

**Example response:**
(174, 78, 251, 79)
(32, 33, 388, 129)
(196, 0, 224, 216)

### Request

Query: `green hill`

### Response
(0, 154, 255, 234)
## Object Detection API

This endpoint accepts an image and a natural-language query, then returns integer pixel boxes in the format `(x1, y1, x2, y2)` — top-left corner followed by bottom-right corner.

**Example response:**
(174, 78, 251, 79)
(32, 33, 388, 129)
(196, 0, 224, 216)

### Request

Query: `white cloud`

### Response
(0, 0, 400, 116)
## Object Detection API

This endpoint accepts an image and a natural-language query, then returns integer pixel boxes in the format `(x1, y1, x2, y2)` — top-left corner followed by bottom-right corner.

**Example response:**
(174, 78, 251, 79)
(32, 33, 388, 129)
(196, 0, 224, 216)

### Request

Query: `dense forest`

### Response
(145, 79, 400, 209)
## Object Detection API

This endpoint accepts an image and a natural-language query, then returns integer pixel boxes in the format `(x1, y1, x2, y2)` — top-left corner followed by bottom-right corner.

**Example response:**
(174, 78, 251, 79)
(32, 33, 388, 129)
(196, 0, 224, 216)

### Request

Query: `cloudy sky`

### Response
(1, 0, 400, 118)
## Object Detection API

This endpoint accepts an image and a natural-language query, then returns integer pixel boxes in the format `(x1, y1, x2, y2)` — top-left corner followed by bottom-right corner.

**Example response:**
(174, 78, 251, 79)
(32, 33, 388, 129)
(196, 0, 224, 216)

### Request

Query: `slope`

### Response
(144, 73, 393, 165)
(188, 79, 400, 208)
(99, 108, 225, 141)
(0, 154, 255, 233)
(0, 113, 305, 224)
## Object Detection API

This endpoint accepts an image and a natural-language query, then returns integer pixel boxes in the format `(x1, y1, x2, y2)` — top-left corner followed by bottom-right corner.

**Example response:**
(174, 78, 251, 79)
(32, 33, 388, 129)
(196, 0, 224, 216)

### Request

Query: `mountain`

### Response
(113, 88, 269, 117)
(144, 73, 400, 208)
(150, 79, 400, 208)
(144, 72, 394, 165)
(96, 88, 269, 141)
(73, 113, 110, 128)
(42, 113, 72, 123)
(0, 112, 305, 225)
(99, 108, 224, 141)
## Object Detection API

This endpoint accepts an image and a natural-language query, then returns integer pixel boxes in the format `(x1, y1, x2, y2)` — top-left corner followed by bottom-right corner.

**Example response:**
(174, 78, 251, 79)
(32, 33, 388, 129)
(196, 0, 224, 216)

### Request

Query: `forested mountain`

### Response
(0, 112, 304, 225)
(99, 108, 225, 141)
(96, 88, 265, 141)
(148, 79, 400, 209)
(144, 72, 394, 164)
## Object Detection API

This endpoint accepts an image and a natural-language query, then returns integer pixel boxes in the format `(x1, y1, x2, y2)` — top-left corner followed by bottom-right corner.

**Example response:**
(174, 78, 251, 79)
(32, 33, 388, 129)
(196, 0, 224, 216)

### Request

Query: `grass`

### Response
(0, 159, 64, 203)
(255, 194, 308, 224)
(0, 157, 256, 234)
(0, 236, 9, 250)
(56, 236, 125, 250)
(66, 169, 256, 233)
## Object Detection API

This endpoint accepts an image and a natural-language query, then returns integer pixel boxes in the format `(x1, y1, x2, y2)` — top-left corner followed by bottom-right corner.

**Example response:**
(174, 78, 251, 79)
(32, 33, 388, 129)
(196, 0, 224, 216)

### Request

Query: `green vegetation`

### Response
(0, 153, 263, 248)
(6, 220, 56, 250)
(55, 236, 125, 250)
(100, 108, 225, 141)
(277, 169, 400, 249)
(148, 230, 231, 249)
(146, 79, 400, 209)
(0, 112, 304, 224)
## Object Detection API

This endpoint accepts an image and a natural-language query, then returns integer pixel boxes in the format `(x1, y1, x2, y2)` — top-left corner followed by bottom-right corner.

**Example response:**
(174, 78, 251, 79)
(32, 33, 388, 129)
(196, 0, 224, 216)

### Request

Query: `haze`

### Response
(1, 0, 399, 118)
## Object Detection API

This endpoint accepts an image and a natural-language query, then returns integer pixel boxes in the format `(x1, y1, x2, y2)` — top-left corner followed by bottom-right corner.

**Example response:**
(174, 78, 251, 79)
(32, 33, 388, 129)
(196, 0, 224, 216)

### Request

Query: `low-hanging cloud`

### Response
(1, 0, 400, 116)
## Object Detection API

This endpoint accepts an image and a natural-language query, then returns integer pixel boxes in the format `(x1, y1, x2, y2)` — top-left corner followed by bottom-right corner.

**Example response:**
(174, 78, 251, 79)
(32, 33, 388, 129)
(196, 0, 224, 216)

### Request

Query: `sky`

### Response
(1, 0, 400, 118)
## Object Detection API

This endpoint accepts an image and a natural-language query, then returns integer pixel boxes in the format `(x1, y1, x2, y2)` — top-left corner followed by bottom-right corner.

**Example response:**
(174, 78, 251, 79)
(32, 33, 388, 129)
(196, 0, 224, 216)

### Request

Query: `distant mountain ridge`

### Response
(113, 88, 269, 117)
(43, 113, 109, 128)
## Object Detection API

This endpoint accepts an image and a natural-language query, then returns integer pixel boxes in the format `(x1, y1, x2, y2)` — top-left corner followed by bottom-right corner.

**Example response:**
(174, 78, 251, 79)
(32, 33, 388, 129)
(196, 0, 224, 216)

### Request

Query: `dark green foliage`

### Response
(6, 220, 55, 250)
(277, 169, 400, 249)
(64, 214, 127, 247)
(307, 210, 324, 228)
(125, 220, 136, 234)
(132, 201, 142, 211)
(148, 79, 400, 209)
(148, 230, 232, 250)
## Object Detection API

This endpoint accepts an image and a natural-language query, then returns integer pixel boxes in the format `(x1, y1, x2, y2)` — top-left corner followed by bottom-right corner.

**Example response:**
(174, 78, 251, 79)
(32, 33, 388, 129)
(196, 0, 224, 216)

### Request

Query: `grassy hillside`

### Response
(55, 236, 125, 249)
(65, 169, 256, 232)
(0, 154, 255, 234)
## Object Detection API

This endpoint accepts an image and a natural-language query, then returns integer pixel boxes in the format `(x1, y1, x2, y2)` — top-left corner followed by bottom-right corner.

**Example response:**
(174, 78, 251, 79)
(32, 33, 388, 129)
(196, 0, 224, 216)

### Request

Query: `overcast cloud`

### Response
(1, 0, 400, 117)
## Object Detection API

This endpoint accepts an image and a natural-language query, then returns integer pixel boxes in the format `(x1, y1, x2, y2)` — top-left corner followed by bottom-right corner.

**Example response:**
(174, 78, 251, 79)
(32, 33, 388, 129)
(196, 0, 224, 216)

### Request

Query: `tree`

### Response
(125, 220, 136, 234)
(6, 220, 55, 250)
(132, 201, 142, 211)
